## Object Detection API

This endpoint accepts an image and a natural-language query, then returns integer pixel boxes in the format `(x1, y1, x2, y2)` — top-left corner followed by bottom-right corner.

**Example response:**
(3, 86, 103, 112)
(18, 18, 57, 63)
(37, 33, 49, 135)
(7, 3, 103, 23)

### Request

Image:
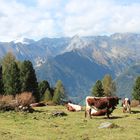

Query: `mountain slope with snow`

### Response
(0, 33, 140, 101)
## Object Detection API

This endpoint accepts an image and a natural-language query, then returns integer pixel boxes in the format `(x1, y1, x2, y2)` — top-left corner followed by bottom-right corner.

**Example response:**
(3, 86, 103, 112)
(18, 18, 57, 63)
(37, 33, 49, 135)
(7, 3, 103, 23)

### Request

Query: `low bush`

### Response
(131, 100, 140, 107)
(15, 92, 35, 107)
(0, 92, 35, 112)
(0, 95, 15, 111)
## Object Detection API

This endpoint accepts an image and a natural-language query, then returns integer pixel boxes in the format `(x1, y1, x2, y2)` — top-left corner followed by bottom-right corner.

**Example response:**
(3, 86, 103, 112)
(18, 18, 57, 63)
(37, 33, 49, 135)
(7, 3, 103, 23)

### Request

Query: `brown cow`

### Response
(122, 98, 131, 113)
(85, 96, 119, 118)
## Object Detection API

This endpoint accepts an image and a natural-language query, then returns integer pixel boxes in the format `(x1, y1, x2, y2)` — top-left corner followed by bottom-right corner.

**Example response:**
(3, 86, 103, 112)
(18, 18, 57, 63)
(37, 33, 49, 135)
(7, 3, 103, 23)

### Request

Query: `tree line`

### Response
(1, 53, 140, 104)
(91, 73, 140, 103)
(0, 53, 66, 104)
(91, 74, 116, 97)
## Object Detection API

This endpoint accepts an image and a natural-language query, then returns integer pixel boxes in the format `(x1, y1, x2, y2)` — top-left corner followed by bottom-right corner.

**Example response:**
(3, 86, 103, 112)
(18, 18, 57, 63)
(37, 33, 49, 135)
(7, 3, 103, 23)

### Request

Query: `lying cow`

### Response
(85, 96, 119, 118)
(66, 103, 82, 112)
(122, 98, 131, 113)
(30, 102, 46, 107)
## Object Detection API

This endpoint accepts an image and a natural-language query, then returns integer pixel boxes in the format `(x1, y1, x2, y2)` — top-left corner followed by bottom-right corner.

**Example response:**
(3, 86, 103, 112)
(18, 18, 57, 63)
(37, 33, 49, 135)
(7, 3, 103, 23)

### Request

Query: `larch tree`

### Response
(53, 80, 66, 104)
(102, 74, 116, 97)
(43, 89, 52, 102)
(1, 52, 16, 72)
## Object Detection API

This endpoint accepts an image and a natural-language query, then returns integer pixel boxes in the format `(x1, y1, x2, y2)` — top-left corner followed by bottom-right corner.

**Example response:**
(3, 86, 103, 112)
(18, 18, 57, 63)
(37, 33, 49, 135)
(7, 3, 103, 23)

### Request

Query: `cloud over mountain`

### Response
(0, 0, 140, 41)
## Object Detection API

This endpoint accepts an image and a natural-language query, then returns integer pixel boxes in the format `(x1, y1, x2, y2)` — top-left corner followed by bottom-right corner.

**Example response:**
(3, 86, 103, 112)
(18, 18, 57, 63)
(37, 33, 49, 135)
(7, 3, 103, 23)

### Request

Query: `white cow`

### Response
(66, 103, 82, 111)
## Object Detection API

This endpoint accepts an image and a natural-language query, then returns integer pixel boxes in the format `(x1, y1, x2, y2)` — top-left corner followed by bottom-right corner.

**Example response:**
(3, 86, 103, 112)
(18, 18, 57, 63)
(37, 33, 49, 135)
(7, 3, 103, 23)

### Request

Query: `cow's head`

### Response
(109, 96, 119, 109)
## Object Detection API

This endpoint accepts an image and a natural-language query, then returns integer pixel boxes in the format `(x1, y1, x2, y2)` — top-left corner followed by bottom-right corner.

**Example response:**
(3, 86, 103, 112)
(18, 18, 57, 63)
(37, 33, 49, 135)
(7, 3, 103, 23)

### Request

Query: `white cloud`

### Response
(63, 0, 140, 36)
(0, 0, 56, 41)
(0, 0, 140, 41)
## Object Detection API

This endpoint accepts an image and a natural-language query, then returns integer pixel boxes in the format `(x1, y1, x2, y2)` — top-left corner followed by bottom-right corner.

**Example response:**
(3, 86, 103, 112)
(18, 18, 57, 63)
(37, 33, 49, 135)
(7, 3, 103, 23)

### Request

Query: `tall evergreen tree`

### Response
(2, 53, 21, 95)
(132, 76, 140, 102)
(102, 74, 116, 97)
(38, 80, 50, 99)
(0, 65, 3, 94)
(3, 61, 20, 95)
(91, 80, 104, 97)
(53, 80, 66, 104)
(20, 60, 39, 101)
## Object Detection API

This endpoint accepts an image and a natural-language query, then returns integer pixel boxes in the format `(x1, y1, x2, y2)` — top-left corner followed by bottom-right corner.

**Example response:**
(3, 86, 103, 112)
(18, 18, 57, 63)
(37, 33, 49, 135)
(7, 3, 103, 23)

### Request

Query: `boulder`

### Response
(98, 122, 119, 129)
(51, 111, 67, 117)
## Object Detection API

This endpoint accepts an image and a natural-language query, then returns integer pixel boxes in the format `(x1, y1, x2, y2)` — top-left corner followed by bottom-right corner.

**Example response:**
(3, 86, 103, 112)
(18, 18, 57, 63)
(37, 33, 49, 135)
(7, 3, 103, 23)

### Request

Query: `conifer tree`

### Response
(20, 60, 39, 101)
(38, 80, 50, 99)
(132, 76, 140, 102)
(0, 65, 3, 94)
(43, 89, 52, 101)
(2, 53, 21, 95)
(53, 80, 65, 104)
(91, 80, 104, 97)
(102, 74, 116, 96)
(3, 62, 20, 95)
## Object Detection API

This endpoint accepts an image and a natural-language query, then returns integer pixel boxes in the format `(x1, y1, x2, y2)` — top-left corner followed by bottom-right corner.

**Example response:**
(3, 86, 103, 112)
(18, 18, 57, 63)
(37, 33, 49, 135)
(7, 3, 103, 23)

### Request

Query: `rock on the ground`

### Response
(98, 122, 119, 129)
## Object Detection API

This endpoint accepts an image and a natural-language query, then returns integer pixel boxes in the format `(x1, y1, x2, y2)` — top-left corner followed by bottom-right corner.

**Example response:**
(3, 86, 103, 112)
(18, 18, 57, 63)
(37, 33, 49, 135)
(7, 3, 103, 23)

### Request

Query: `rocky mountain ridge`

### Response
(0, 33, 140, 102)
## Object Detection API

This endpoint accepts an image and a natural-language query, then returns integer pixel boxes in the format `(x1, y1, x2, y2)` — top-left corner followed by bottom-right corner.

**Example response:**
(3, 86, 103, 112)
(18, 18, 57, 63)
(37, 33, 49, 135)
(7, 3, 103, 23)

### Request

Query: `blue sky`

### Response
(0, 0, 140, 41)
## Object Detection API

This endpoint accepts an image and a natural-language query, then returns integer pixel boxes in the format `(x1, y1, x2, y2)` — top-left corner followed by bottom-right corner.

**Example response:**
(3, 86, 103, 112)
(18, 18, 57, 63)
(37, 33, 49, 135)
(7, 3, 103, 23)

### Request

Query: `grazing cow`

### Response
(66, 103, 82, 112)
(85, 96, 119, 118)
(122, 98, 131, 113)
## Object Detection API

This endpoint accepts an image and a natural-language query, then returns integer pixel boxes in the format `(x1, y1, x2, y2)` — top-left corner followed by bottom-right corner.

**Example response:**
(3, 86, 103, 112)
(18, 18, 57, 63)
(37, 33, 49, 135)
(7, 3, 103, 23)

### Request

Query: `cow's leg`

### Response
(129, 106, 131, 114)
(123, 107, 125, 113)
(123, 106, 127, 113)
(85, 110, 87, 118)
(106, 109, 110, 119)
(107, 113, 110, 119)
(89, 108, 92, 119)
(85, 107, 89, 118)
(127, 104, 131, 114)
(85, 109, 92, 118)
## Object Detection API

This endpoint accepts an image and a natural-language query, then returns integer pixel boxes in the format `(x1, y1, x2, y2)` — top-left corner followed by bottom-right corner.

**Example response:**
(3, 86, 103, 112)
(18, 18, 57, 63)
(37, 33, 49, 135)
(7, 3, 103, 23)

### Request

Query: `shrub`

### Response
(0, 95, 15, 111)
(0, 95, 14, 103)
(131, 100, 140, 107)
(15, 92, 35, 107)
(0, 93, 35, 112)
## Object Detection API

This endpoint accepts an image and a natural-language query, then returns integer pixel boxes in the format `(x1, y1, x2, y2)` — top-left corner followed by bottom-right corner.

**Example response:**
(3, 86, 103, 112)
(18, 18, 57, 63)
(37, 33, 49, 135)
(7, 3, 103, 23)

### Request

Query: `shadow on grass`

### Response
(92, 116, 124, 120)
(104, 116, 124, 120)
(33, 110, 45, 113)
(131, 110, 140, 114)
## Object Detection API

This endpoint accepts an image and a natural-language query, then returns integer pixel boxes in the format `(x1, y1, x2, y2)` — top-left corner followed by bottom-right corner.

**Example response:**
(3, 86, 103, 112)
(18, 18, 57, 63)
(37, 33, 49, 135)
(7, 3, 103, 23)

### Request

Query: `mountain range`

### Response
(0, 33, 140, 102)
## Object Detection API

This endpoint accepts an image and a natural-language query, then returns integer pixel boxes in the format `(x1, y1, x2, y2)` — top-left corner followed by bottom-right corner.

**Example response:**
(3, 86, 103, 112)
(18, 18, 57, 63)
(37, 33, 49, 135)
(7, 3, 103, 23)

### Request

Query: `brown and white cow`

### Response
(85, 96, 119, 118)
(122, 98, 131, 113)
(66, 103, 82, 112)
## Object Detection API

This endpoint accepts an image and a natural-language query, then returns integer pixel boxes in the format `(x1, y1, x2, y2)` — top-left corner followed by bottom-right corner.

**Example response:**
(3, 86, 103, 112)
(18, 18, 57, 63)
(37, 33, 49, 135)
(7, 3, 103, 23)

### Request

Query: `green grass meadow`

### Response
(0, 106, 140, 140)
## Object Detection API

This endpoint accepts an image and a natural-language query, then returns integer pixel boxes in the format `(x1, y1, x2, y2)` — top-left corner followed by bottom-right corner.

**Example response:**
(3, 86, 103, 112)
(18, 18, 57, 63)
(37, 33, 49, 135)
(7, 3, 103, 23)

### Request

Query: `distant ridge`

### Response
(1, 33, 140, 102)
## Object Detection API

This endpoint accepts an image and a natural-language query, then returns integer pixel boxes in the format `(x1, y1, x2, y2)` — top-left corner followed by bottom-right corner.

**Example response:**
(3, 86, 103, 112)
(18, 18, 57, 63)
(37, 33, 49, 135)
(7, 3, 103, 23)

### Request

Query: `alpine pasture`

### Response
(0, 106, 140, 140)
